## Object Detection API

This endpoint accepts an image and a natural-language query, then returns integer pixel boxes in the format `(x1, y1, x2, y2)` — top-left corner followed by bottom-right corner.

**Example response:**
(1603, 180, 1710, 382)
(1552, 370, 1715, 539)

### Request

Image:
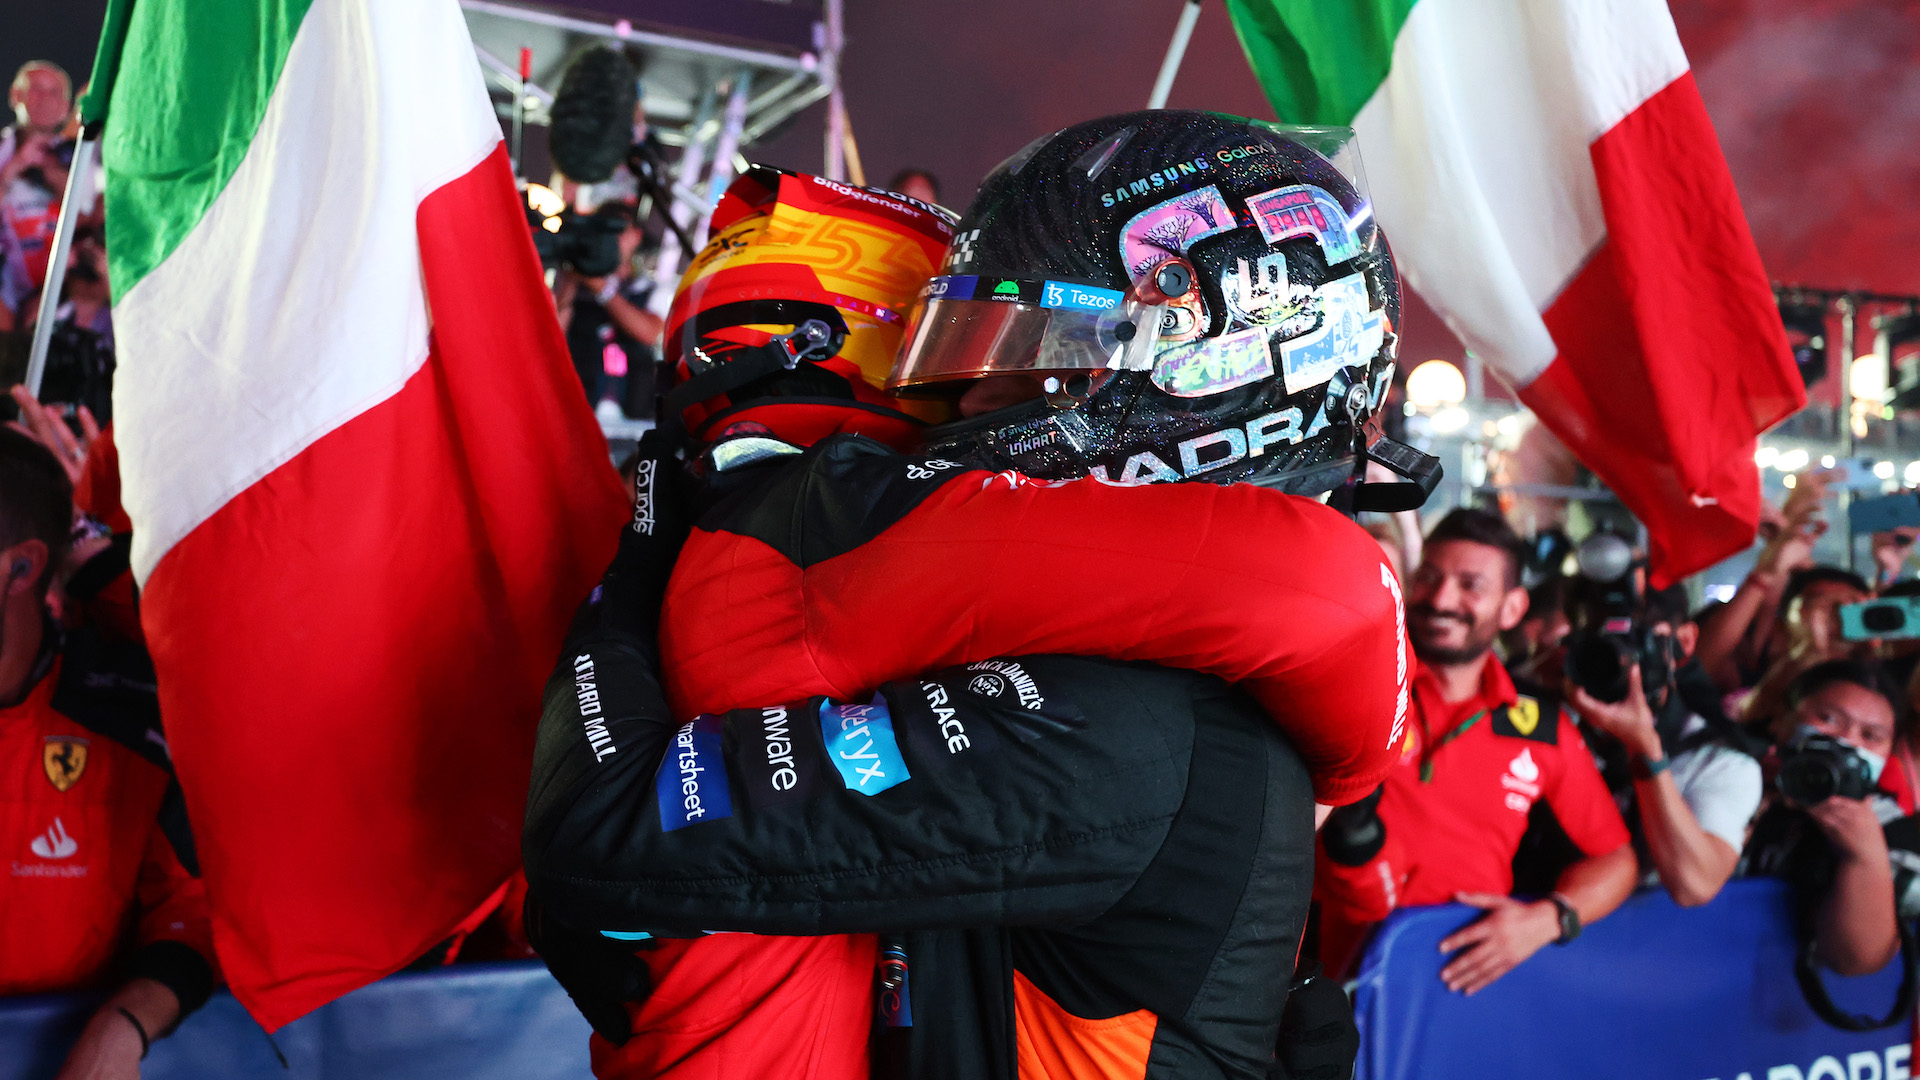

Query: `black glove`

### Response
(595, 428, 692, 636)
(524, 891, 654, 1045)
(1272, 960, 1359, 1080)
(1320, 784, 1386, 867)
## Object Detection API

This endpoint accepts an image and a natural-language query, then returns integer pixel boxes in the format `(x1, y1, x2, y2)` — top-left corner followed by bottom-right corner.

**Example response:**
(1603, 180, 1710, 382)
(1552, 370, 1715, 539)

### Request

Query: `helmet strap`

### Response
(664, 314, 848, 447)
(1333, 373, 1446, 515)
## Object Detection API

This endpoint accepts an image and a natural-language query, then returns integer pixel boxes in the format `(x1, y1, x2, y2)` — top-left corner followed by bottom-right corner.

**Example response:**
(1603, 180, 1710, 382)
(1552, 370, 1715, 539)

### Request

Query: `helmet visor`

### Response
(888, 275, 1166, 395)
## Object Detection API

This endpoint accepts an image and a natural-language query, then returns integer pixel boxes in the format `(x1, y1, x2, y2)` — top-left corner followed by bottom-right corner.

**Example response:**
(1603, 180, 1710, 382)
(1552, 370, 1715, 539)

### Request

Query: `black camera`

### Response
(1560, 532, 1679, 704)
(1776, 733, 1878, 805)
(529, 203, 631, 279)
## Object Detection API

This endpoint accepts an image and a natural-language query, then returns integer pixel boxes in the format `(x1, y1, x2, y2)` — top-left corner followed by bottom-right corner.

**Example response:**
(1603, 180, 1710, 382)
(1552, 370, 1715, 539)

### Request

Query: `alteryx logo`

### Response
(655, 715, 732, 831)
(819, 696, 911, 796)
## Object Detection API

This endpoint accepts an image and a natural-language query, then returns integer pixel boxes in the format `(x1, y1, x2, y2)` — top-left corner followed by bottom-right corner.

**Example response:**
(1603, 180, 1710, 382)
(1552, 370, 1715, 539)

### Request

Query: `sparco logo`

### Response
(760, 707, 798, 791)
(966, 661, 1044, 710)
(631, 458, 657, 535)
(922, 682, 972, 754)
(573, 654, 617, 761)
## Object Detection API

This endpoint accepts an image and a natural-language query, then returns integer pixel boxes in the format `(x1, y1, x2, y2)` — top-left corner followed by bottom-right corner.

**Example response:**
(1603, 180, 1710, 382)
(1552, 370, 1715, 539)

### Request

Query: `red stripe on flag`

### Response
(140, 144, 626, 1028)
(1522, 72, 1804, 588)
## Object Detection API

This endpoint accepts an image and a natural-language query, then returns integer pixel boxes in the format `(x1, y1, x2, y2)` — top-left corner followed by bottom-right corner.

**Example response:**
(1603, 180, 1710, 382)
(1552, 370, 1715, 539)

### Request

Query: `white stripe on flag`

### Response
(1351, 0, 1688, 386)
(112, 0, 503, 581)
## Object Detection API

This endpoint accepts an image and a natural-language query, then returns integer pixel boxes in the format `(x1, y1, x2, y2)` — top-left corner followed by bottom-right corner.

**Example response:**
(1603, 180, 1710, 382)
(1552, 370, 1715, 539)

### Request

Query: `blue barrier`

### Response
(1355, 879, 1911, 1080)
(0, 961, 591, 1080)
(4, 882, 1906, 1079)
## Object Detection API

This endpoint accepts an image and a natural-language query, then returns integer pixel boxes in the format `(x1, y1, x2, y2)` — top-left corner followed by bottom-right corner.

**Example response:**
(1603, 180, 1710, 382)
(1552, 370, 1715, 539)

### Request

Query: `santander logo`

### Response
(30, 817, 77, 860)
(1501, 749, 1543, 814)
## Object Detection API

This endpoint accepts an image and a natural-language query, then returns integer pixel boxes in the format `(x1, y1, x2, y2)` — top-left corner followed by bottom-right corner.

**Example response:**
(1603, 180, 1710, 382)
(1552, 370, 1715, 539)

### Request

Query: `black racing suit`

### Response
(523, 440, 1336, 1079)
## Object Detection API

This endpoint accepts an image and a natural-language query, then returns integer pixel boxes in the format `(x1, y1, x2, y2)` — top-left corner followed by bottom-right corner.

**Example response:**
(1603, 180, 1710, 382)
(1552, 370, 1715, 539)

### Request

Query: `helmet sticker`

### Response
(923, 274, 1125, 314)
(1279, 273, 1384, 394)
(1245, 184, 1363, 264)
(946, 228, 982, 271)
(1222, 252, 1314, 332)
(1151, 326, 1275, 398)
(1119, 185, 1239, 279)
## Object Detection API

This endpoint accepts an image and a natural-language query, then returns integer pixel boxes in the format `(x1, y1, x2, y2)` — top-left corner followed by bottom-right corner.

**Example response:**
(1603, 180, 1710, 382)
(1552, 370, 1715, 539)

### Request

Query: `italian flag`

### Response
(88, 0, 627, 1026)
(1225, 0, 1806, 585)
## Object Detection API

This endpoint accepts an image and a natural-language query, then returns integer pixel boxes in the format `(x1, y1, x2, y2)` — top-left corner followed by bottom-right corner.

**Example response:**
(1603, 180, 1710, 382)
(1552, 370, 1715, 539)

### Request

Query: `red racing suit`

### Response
(2, 634, 214, 1003)
(597, 435, 1407, 1079)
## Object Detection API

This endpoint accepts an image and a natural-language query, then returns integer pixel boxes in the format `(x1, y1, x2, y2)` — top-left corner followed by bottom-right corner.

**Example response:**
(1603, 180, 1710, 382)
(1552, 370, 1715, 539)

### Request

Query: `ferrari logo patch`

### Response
(1507, 698, 1540, 737)
(43, 737, 89, 792)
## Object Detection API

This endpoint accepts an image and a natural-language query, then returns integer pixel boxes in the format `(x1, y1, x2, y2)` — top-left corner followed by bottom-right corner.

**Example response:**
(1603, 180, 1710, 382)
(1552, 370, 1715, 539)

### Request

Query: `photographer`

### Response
(547, 204, 660, 418)
(1565, 585, 1763, 907)
(1695, 466, 1846, 693)
(1744, 660, 1907, 978)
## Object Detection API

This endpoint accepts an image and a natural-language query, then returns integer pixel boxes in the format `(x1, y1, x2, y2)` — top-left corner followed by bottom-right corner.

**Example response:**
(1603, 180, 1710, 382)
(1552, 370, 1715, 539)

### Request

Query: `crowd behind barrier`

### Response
(1355, 881, 1909, 1080)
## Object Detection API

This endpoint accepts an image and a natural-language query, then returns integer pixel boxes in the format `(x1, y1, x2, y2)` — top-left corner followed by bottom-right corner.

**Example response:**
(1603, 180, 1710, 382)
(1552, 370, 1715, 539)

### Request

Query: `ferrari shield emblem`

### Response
(43, 737, 89, 792)
(1507, 698, 1540, 738)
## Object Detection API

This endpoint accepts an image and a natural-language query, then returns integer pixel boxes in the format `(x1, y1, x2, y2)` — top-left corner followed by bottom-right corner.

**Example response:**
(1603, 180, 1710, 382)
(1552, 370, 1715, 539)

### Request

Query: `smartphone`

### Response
(1831, 457, 1889, 492)
(1849, 492, 1920, 535)
(1841, 596, 1920, 641)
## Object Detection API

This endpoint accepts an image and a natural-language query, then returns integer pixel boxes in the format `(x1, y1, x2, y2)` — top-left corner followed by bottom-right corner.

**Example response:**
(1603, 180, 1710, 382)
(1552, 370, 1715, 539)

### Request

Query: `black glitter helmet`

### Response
(892, 110, 1422, 498)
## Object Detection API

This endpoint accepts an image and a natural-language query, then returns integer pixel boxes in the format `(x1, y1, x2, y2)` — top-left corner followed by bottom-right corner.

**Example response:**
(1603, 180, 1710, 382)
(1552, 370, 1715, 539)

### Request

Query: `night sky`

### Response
(7, 0, 1916, 367)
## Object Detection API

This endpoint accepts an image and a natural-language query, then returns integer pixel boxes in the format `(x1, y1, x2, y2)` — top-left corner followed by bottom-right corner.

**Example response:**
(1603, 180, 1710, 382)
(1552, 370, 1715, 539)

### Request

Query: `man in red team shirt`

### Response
(1316, 508, 1636, 992)
(0, 428, 215, 1073)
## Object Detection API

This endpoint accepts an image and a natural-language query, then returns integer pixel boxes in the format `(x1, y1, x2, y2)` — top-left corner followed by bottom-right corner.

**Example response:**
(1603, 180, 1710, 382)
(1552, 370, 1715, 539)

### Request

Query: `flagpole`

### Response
(1147, 0, 1204, 109)
(28, 0, 138, 400)
(24, 134, 98, 399)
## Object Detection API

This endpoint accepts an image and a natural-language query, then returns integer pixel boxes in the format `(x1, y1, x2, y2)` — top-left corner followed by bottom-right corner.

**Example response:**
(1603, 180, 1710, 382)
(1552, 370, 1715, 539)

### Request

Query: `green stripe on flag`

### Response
(1222, 0, 1417, 126)
(103, 0, 314, 302)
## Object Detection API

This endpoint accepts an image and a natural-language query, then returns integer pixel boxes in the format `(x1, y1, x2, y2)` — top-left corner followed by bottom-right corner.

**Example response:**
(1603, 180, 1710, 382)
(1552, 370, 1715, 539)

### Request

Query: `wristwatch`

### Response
(1548, 893, 1582, 945)
(1629, 753, 1671, 781)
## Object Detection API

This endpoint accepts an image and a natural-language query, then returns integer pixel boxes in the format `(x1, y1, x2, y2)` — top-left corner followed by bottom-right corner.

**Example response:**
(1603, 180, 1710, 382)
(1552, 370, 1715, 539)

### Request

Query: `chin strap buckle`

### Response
(1355, 436, 1443, 512)
(771, 319, 840, 369)
(1331, 380, 1442, 515)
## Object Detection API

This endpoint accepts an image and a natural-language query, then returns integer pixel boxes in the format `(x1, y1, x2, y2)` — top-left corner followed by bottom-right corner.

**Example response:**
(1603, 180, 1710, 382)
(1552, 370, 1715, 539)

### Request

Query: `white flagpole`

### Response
(25, 135, 99, 398)
(1147, 0, 1204, 110)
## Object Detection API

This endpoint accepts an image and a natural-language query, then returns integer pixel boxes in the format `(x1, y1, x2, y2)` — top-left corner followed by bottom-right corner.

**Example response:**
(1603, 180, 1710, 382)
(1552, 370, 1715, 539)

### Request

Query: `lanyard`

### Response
(1418, 704, 1490, 784)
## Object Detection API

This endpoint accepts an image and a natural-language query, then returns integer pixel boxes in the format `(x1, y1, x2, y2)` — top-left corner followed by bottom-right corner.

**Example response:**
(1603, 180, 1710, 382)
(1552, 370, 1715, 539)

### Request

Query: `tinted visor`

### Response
(888, 275, 1166, 395)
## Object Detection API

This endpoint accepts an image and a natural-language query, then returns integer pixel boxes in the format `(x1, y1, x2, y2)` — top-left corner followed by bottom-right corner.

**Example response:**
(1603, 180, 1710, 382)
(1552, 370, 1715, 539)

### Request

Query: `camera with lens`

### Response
(1776, 732, 1878, 805)
(529, 202, 631, 279)
(1560, 532, 1680, 704)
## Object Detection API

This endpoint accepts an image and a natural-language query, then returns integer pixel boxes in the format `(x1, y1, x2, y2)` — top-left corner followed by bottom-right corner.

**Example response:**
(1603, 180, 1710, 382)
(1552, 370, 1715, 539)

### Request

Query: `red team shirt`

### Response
(1, 660, 211, 995)
(1315, 654, 1630, 969)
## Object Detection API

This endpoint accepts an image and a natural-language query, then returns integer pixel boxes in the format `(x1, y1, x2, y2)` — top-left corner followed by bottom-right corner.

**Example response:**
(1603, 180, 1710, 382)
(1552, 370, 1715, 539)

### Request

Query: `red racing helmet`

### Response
(661, 165, 957, 450)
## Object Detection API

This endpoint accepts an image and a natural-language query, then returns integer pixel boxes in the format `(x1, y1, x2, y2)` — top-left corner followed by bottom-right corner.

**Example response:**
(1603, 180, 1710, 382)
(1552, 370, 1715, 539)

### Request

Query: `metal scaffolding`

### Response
(460, 0, 841, 305)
